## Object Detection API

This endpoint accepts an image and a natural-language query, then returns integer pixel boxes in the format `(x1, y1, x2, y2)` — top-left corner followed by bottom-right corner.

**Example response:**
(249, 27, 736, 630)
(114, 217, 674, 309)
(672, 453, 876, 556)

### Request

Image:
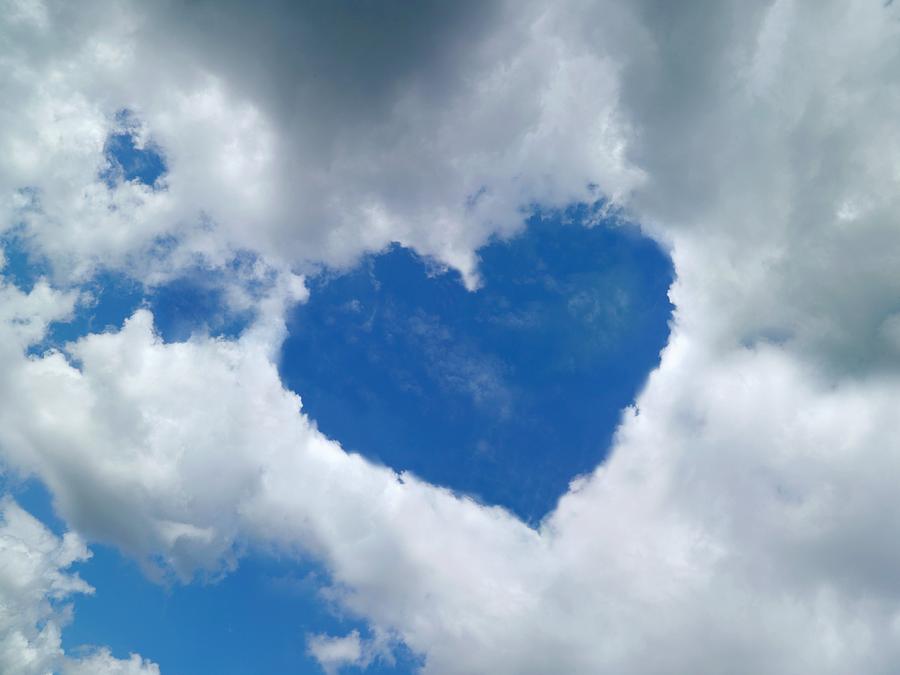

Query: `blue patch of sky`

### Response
(147, 273, 250, 343)
(280, 206, 673, 522)
(64, 546, 421, 674)
(143, 251, 273, 342)
(2, 231, 254, 352)
(41, 272, 144, 350)
(99, 110, 166, 189)
(1, 231, 48, 293)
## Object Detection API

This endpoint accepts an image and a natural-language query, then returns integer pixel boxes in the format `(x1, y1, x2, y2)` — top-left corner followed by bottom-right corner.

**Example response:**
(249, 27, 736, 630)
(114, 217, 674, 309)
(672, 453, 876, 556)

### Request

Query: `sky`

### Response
(2, 1, 900, 674)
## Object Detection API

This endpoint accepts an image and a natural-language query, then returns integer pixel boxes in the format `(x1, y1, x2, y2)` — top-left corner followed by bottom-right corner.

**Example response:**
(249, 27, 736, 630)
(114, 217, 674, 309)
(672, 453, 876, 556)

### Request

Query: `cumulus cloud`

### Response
(3, 0, 900, 673)
(307, 632, 365, 675)
(62, 650, 160, 675)
(612, 0, 900, 374)
(0, 0, 639, 288)
(3, 292, 900, 673)
(307, 630, 394, 675)
(0, 499, 158, 675)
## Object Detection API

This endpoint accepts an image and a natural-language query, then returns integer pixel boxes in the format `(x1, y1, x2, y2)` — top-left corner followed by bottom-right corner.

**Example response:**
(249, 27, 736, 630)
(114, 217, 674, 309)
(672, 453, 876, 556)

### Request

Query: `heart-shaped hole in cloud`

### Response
(280, 206, 674, 522)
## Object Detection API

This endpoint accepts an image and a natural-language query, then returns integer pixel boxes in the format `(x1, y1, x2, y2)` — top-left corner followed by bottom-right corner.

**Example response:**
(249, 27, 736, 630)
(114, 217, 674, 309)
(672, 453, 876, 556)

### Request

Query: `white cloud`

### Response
(307, 630, 393, 675)
(0, 498, 159, 675)
(3, 293, 900, 673)
(3, 0, 900, 673)
(63, 650, 160, 675)
(307, 631, 364, 675)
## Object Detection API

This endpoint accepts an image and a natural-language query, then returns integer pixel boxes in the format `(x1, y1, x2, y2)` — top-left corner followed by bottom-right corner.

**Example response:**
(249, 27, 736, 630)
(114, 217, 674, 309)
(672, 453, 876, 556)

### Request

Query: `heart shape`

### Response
(279, 208, 673, 522)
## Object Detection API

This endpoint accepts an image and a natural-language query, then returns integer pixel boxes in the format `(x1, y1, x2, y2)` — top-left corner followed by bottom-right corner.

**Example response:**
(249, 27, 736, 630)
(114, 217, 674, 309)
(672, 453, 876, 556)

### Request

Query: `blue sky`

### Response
(280, 210, 672, 522)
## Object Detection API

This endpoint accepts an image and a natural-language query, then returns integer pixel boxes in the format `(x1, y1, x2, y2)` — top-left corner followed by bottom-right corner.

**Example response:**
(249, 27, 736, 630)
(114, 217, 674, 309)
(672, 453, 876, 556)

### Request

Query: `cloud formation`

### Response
(3, 0, 900, 673)
(1, 0, 637, 288)
(0, 499, 159, 674)
(307, 630, 392, 675)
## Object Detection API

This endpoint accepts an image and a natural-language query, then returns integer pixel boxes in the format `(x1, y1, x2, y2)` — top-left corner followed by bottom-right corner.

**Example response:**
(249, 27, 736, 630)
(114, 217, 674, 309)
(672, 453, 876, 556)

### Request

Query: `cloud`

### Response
(0, 498, 159, 675)
(307, 630, 394, 675)
(610, 0, 900, 373)
(0, 0, 639, 288)
(4, 293, 900, 673)
(62, 650, 160, 675)
(308, 631, 365, 675)
(3, 0, 900, 673)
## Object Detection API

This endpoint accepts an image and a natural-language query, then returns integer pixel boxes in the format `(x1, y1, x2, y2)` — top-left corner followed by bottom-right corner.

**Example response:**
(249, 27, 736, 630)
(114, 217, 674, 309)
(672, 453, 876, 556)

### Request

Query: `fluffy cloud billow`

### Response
(3, 0, 900, 673)
(0, 498, 159, 674)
